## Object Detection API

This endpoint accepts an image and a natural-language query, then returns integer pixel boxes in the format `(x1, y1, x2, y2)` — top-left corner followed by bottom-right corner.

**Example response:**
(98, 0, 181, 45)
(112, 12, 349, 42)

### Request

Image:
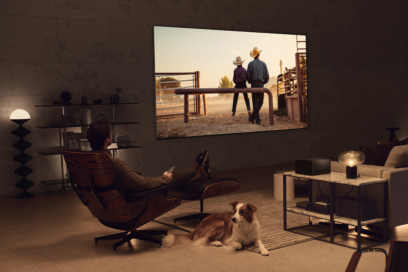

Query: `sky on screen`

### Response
(154, 26, 306, 89)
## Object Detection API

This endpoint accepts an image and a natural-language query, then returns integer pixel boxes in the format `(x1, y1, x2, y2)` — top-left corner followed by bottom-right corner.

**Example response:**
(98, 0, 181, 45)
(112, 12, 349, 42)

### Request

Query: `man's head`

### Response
(233, 56, 245, 66)
(249, 47, 262, 59)
(87, 119, 112, 150)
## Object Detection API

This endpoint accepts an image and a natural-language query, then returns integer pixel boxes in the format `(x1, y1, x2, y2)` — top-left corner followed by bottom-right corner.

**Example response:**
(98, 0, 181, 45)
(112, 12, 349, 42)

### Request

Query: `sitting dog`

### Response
(162, 201, 269, 256)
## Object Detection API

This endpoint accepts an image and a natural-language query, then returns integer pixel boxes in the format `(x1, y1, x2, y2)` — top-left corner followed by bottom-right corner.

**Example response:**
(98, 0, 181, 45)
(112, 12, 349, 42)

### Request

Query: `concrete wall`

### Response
(1, 0, 408, 197)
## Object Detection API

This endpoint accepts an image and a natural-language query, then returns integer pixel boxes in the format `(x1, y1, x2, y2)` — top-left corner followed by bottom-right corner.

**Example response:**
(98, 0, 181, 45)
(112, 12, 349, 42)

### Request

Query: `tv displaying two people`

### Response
(154, 26, 307, 140)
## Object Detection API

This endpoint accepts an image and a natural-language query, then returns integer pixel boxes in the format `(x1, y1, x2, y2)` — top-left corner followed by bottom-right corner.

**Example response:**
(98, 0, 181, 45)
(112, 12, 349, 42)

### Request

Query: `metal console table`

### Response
(283, 171, 388, 251)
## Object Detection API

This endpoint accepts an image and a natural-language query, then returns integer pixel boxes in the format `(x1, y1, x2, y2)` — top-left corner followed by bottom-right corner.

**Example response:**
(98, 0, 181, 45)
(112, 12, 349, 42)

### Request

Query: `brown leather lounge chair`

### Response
(169, 176, 240, 222)
(345, 241, 408, 272)
(62, 151, 181, 253)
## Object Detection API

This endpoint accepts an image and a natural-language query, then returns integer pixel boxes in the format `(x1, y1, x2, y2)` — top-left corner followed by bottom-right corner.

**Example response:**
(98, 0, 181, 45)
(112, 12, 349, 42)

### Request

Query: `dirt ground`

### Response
(157, 107, 307, 139)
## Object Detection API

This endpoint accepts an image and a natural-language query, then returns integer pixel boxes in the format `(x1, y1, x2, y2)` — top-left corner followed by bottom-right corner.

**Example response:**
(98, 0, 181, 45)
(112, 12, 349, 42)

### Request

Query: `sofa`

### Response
(312, 144, 408, 229)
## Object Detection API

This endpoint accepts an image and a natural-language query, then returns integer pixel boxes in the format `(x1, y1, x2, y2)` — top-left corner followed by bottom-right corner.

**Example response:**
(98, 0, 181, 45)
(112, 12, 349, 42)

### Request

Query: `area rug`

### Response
(154, 189, 334, 253)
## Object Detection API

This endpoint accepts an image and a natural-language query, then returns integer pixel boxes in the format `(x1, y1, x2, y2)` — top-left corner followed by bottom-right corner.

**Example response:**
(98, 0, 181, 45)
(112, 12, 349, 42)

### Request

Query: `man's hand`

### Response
(163, 171, 173, 179)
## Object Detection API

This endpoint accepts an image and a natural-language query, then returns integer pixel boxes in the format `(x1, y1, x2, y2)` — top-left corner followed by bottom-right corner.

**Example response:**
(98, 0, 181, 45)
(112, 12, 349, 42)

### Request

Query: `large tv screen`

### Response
(154, 26, 307, 139)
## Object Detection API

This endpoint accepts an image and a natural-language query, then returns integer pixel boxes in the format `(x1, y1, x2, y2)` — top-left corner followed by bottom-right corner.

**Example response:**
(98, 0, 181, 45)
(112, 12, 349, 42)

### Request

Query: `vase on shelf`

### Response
(385, 127, 399, 142)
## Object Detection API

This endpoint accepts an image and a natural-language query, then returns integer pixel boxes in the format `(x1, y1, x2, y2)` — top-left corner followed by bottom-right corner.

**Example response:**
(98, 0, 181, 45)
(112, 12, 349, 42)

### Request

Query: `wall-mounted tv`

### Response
(154, 26, 307, 139)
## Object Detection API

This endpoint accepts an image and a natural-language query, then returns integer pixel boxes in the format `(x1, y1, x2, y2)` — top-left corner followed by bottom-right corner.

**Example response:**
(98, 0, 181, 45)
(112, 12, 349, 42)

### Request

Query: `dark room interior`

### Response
(1, 0, 408, 271)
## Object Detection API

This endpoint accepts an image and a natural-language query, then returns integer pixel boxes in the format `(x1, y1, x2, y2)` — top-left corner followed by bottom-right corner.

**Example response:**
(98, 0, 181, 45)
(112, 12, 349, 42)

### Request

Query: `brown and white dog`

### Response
(162, 201, 269, 256)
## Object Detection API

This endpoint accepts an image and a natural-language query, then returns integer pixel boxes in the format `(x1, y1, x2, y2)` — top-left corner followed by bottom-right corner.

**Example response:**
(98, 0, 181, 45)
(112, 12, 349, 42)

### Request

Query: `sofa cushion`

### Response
(384, 145, 408, 168)
(359, 144, 396, 166)
(359, 138, 408, 166)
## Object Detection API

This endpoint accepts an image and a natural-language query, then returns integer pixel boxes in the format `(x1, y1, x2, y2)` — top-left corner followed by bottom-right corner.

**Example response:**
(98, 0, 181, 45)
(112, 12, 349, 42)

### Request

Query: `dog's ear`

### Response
(247, 203, 258, 213)
(229, 201, 240, 211)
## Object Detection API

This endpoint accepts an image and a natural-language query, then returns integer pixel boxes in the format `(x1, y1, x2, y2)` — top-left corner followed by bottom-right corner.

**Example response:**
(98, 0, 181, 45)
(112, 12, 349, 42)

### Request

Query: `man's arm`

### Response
(115, 160, 171, 192)
(263, 63, 269, 84)
(243, 67, 247, 81)
(247, 63, 252, 84)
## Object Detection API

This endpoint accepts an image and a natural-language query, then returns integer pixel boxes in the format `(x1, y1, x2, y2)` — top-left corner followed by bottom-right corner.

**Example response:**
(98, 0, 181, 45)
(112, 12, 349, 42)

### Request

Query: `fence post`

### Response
(197, 71, 206, 115)
(296, 53, 304, 122)
(184, 94, 189, 123)
(196, 71, 201, 114)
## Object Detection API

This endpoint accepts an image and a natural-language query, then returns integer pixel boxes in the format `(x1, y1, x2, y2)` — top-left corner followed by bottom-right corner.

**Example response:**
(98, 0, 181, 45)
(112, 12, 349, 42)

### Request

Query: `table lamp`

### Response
(10, 109, 34, 199)
(338, 150, 365, 179)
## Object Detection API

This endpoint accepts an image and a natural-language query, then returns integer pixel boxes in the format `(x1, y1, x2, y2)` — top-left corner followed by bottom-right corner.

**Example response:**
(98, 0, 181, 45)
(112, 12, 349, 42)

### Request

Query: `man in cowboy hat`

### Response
(232, 56, 251, 117)
(247, 47, 269, 125)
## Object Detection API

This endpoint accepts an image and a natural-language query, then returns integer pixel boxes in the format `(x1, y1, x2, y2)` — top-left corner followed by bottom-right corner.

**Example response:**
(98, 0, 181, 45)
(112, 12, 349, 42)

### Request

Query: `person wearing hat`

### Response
(232, 56, 251, 117)
(247, 47, 269, 125)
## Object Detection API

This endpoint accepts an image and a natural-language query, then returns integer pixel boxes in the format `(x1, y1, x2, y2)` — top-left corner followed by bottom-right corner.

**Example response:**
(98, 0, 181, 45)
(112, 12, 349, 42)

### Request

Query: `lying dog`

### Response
(162, 201, 269, 256)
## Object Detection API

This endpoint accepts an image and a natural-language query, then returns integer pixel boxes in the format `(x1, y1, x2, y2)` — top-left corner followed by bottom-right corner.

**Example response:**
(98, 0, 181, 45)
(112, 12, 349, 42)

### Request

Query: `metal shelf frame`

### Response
(283, 172, 388, 251)
(36, 102, 140, 191)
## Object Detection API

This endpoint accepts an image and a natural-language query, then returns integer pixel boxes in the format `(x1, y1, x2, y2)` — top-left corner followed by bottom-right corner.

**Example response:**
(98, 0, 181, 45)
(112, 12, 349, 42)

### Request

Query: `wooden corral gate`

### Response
(277, 53, 307, 122)
(155, 71, 205, 118)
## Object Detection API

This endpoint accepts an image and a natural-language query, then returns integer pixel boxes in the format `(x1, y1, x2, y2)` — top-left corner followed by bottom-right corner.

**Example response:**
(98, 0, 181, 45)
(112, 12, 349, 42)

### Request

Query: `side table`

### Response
(283, 171, 388, 251)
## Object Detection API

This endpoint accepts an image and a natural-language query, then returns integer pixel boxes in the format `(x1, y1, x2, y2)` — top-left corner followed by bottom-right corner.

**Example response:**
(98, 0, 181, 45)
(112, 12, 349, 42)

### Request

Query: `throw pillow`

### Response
(360, 145, 395, 166)
(392, 138, 408, 145)
(360, 137, 408, 166)
(384, 145, 408, 168)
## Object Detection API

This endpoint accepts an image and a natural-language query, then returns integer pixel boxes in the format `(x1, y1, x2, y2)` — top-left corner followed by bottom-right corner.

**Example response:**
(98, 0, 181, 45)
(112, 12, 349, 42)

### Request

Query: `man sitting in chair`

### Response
(86, 119, 210, 198)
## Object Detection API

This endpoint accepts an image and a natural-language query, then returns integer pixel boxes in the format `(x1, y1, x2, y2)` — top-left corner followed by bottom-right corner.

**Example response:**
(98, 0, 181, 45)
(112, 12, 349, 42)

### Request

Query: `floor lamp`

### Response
(10, 109, 34, 199)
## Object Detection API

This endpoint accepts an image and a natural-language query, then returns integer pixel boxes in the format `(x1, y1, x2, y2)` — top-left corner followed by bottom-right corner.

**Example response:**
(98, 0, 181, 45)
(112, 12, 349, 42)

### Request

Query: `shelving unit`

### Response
(37, 121, 140, 129)
(35, 102, 140, 191)
(286, 207, 385, 227)
(283, 171, 388, 251)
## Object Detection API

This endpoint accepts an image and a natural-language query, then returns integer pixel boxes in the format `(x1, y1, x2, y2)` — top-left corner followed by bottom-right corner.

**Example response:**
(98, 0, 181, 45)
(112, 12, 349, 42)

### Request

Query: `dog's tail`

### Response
(162, 232, 194, 248)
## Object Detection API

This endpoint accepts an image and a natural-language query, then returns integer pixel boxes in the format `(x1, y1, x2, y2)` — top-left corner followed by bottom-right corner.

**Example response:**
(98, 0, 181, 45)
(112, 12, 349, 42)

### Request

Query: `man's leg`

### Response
(168, 163, 209, 190)
(249, 94, 256, 122)
(243, 93, 251, 112)
(232, 93, 239, 115)
(251, 93, 261, 123)
(168, 167, 198, 189)
(256, 93, 264, 124)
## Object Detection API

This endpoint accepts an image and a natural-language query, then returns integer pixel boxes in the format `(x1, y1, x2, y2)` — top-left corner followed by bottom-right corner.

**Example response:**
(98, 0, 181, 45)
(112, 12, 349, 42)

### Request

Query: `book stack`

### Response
(81, 108, 92, 125)
(80, 139, 91, 151)
(314, 201, 335, 214)
(108, 142, 118, 150)
(66, 132, 82, 150)
(315, 201, 331, 209)
(117, 135, 131, 147)
(305, 202, 334, 214)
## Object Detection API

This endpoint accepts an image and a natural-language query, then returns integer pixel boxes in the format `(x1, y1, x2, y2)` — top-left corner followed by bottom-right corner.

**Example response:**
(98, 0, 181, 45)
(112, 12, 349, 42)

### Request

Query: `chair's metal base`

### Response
(174, 199, 210, 223)
(95, 230, 167, 253)
(346, 248, 387, 272)
(357, 226, 390, 240)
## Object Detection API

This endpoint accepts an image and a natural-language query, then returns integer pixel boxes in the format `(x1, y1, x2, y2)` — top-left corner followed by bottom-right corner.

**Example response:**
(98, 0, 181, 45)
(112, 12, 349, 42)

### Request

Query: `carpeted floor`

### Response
(155, 189, 333, 253)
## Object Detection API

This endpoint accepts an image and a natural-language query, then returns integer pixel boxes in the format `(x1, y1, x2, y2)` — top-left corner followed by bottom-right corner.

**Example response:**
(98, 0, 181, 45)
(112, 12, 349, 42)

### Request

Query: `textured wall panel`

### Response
(1, 0, 408, 196)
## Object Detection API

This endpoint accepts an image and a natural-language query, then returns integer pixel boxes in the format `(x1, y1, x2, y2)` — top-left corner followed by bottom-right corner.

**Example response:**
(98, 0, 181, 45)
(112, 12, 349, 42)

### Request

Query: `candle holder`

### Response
(10, 109, 34, 199)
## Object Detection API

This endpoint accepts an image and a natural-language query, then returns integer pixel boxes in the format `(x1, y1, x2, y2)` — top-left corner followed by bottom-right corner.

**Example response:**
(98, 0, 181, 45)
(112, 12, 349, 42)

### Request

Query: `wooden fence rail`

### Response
(174, 88, 274, 125)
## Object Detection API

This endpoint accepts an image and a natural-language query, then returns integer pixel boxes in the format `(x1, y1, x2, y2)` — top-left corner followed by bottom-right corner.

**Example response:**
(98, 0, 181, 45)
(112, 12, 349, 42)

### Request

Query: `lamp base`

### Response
(346, 166, 357, 179)
(15, 190, 35, 199)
